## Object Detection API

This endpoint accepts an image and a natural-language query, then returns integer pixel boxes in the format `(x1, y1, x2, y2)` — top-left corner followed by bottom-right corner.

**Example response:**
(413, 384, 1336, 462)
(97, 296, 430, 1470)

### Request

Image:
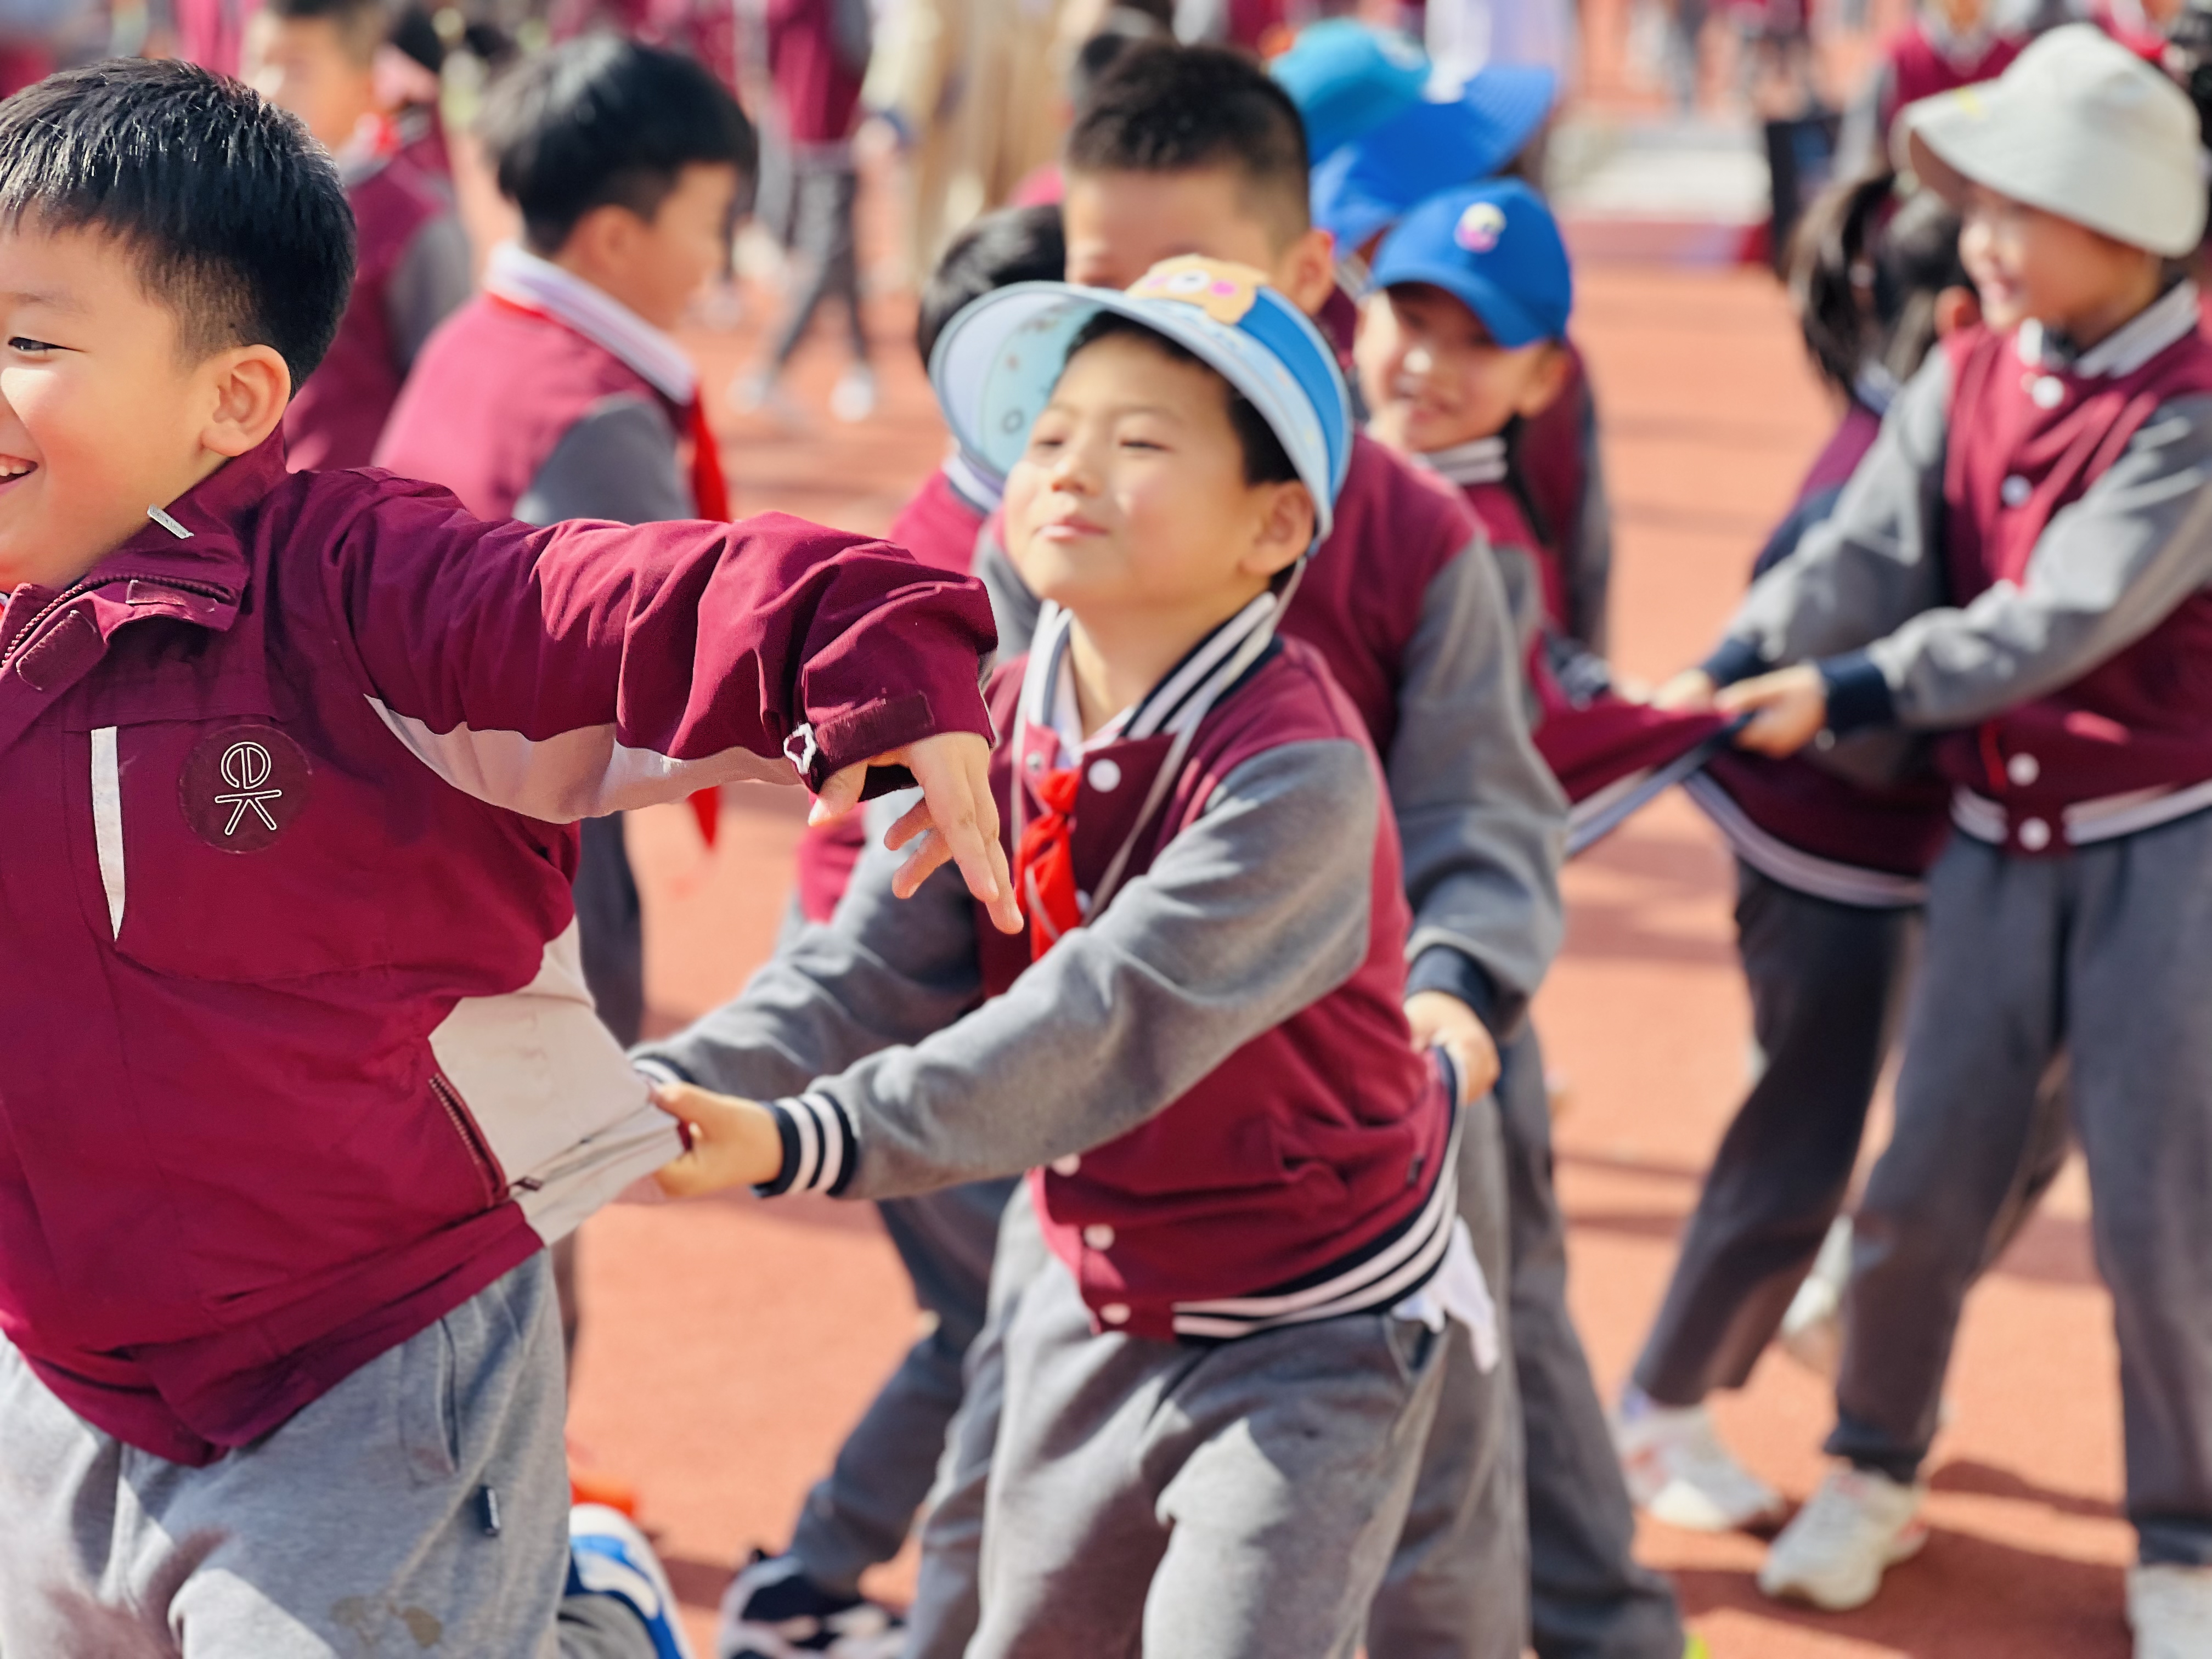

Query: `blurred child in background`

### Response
(250, 0, 471, 470)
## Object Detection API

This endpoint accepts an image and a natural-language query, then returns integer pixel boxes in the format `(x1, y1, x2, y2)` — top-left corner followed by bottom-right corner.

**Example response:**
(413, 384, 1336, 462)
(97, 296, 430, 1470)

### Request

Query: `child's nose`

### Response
(1404, 345, 1435, 377)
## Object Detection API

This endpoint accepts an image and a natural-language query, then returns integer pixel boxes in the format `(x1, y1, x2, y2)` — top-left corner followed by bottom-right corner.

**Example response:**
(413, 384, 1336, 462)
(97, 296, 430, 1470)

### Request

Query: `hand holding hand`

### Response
(1649, 669, 1718, 712)
(650, 1080, 787, 1198)
(812, 731, 1024, 934)
(1405, 991, 1502, 1105)
(1715, 664, 1829, 757)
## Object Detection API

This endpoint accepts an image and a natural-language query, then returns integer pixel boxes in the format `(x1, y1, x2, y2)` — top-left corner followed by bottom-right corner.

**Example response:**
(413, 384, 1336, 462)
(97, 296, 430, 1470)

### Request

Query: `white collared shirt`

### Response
(483, 241, 697, 407)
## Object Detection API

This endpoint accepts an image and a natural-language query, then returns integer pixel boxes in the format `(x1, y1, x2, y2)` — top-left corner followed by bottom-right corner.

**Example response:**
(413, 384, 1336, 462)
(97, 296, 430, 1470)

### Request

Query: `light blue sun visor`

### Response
(928, 258, 1355, 548)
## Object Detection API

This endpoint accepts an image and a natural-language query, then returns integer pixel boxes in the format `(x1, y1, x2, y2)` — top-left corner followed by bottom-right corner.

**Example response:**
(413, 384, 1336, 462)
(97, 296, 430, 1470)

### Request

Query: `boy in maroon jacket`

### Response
(645, 261, 1488, 1659)
(247, 0, 471, 469)
(0, 58, 1015, 1659)
(1688, 31, 2212, 1643)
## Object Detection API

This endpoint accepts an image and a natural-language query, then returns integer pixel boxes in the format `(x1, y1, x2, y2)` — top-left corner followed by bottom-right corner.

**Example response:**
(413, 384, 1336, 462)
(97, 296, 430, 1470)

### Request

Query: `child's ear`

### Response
(1275, 227, 1339, 315)
(198, 345, 292, 459)
(1933, 284, 1982, 338)
(1513, 343, 1575, 420)
(1243, 480, 1316, 579)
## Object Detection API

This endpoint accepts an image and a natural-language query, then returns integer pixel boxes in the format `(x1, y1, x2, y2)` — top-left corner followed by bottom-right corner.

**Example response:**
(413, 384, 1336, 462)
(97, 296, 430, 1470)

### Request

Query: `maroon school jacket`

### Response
(797, 461, 992, 922)
(284, 153, 455, 472)
(1932, 322, 2212, 839)
(378, 294, 675, 523)
(974, 642, 1453, 1341)
(0, 435, 996, 1464)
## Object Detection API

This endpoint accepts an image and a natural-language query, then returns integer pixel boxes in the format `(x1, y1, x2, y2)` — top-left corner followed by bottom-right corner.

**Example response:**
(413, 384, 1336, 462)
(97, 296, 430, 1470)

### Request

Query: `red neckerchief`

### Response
(485, 291, 730, 844)
(1014, 764, 1084, 960)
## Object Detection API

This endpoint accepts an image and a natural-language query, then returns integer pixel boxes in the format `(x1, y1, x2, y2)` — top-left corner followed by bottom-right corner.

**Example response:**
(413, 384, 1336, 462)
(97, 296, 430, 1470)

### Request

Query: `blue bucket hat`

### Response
(930, 257, 1354, 546)
(1310, 64, 1559, 252)
(1268, 19, 1430, 163)
(1368, 178, 1573, 348)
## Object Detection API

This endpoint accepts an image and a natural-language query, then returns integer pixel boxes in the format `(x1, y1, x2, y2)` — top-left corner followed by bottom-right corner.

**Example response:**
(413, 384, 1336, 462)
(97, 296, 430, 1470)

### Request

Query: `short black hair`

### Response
(1064, 309, 1298, 487)
(1064, 44, 1312, 246)
(265, 0, 387, 66)
(478, 35, 757, 256)
(917, 203, 1066, 365)
(0, 58, 356, 386)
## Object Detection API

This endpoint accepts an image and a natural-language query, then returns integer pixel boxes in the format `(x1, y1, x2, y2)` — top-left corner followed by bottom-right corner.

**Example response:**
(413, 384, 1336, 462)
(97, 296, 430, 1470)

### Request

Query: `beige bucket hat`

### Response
(1894, 23, 2207, 258)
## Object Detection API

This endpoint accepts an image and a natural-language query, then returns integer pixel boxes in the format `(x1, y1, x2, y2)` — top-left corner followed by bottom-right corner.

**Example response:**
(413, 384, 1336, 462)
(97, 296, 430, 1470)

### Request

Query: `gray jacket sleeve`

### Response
(745, 739, 1385, 1200)
(1394, 540, 1567, 1039)
(633, 817, 984, 1099)
(1843, 394, 2212, 730)
(1708, 352, 1955, 683)
(1569, 387, 1615, 656)
(385, 212, 474, 374)
(514, 395, 695, 527)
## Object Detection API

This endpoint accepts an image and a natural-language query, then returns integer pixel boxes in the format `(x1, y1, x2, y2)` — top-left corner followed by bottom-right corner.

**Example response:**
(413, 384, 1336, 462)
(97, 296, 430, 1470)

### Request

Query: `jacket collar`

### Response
(2018, 281, 2202, 381)
(483, 241, 697, 405)
(1414, 435, 1509, 488)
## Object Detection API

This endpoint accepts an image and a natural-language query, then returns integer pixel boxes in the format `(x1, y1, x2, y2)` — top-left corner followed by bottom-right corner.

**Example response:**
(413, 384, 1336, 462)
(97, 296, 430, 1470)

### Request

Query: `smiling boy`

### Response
(0, 58, 1012, 1659)
(1675, 31, 2212, 1646)
(639, 258, 1489, 1659)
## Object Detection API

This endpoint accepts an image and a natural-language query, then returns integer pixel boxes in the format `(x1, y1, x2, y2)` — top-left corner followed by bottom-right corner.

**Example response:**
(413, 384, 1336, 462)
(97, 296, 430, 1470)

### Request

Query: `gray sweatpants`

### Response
(969, 1249, 1448, 1659)
(1498, 1025, 1685, 1659)
(1365, 1082, 1530, 1659)
(1635, 861, 2067, 1410)
(1829, 814, 2212, 1566)
(0, 1256, 651, 1658)
(787, 1177, 1015, 1595)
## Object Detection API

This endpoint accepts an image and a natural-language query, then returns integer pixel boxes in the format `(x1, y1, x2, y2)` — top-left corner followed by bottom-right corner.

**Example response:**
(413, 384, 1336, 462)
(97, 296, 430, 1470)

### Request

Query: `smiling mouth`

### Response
(0, 457, 36, 488)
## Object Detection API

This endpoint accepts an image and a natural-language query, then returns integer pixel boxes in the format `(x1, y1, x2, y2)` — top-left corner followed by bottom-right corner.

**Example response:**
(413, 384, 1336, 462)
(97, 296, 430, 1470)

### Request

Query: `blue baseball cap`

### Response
(1310, 64, 1559, 251)
(1368, 179, 1572, 347)
(930, 257, 1354, 547)
(1268, 19, 1430, 163)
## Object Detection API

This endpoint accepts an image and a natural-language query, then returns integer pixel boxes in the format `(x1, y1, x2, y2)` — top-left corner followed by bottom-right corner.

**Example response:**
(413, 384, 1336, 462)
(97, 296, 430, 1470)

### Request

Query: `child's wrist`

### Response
(756, 1093, 860, 1197)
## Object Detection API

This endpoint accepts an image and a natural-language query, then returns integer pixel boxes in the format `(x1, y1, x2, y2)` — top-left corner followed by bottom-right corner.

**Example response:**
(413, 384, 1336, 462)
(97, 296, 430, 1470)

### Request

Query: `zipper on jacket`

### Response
(428, 1073, 504, 1209)
(0, 573, 236, 678)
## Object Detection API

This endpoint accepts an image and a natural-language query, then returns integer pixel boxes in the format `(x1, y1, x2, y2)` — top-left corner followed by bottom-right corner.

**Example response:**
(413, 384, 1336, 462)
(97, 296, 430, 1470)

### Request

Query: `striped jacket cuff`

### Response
(757, 1093, 860, 1198)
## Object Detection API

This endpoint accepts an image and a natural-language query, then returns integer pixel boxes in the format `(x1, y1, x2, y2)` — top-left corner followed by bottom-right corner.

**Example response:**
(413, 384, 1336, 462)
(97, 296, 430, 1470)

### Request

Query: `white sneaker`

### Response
(1758, 1465, 1928, 1611)
(829, 364, 877, 424)
(2130, 1564, 2212, 1659)
(1615, 1392, 1785, 1532)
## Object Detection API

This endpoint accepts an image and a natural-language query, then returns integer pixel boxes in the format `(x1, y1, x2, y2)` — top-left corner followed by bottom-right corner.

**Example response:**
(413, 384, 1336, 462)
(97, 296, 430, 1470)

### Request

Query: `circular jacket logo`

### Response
(180, 723, 313, 853)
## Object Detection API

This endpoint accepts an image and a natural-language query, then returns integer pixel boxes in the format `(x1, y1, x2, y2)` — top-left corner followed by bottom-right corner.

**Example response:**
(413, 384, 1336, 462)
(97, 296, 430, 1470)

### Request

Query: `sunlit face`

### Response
(1002, 330, 1308, 624)
(0, 221, 249, 589)
(577, 162, 741, 333)
(247, 14, 377, 151)
(1355, 282, 1565, 454)
(1958, 183, 2159, 340)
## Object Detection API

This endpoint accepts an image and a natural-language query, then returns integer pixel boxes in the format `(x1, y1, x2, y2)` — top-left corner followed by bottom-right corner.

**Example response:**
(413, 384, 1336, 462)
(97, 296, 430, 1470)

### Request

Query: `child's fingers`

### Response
(809, 763, 867, 827)
(905, 736, 1023, 934)
(893, 827, 950, 895)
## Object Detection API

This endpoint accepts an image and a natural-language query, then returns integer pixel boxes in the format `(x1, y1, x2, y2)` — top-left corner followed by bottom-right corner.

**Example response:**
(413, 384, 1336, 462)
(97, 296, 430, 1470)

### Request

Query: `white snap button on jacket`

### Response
(2018, 816, 2052, 851)
(1100, 1302, 1131, 1325)
(1051, 1154, 1081, 1176)
(1087, 758, 1122, 792)
(2007, 752, 2040, 786)
(2031, 376, 2066, 409)
(1083, 1223, 1115, 1250)
(2001, 475, 2033, 507)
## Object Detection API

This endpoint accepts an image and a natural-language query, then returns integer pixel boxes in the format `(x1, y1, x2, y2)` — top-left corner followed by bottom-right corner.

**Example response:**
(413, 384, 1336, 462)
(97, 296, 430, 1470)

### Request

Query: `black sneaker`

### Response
(715, 1550, 905, 1659)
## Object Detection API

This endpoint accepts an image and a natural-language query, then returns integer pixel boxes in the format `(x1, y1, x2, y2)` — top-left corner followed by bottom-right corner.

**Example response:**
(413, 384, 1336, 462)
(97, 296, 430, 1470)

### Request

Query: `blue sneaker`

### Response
(568, 1502, 697, 1659)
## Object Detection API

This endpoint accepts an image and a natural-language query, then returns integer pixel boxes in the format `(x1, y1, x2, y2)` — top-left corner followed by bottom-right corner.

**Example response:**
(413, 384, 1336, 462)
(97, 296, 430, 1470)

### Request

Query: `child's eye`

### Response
(6, 337, 56, 355)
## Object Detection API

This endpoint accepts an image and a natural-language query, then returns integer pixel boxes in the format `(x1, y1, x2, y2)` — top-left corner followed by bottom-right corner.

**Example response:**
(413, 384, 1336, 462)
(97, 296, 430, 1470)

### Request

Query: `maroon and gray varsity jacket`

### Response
(1711, 281, 2212, 858)
(640, 601, 1458, 1342)
(0, 433, 997, 1464)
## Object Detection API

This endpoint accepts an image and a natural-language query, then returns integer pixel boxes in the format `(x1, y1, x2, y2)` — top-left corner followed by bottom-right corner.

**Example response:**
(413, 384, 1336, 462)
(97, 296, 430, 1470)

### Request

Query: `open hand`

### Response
(650, 1080, 787, 1198)
(1716, 664, 1828, 757)
(812, 731, 1024, 934)
(1406, 991, 1501, 1105)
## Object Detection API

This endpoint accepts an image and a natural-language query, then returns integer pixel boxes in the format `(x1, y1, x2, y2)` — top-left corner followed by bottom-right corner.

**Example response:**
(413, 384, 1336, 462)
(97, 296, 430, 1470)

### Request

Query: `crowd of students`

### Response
(0, 3, 2207, 1658)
